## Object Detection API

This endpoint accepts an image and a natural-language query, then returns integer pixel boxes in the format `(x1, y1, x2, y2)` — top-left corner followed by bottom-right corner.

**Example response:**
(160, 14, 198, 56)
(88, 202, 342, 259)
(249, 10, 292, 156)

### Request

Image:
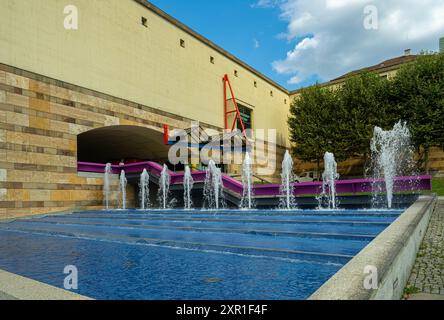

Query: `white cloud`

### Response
(257, 0, 444, 85)
(296, 37, 318, 50)
(325, 0, 362, 9)
(251, 0, 282, 8)
(254, 38, 260, 49)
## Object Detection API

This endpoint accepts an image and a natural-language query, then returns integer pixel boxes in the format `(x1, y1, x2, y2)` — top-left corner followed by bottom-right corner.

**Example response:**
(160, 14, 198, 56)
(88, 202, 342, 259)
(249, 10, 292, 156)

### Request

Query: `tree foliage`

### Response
(391, 52, 444, 170)
(288, 84, 343, 169)
(336, 72, 391, 157)
(288, 52, 444, 172)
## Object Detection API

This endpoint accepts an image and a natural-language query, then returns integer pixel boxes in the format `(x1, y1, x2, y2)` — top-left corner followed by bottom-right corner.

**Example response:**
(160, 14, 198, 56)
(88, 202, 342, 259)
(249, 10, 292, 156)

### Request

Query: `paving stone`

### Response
(406, 200, 444, 299)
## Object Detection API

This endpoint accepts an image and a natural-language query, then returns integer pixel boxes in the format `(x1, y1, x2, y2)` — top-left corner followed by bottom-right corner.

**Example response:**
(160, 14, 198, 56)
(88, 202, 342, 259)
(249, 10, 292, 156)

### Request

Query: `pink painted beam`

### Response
(77, 161, 432, 196)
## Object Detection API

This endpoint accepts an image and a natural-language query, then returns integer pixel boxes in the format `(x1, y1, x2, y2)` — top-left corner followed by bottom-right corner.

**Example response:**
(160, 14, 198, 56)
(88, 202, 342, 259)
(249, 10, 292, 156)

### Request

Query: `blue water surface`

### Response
(0, 209, 402, 300)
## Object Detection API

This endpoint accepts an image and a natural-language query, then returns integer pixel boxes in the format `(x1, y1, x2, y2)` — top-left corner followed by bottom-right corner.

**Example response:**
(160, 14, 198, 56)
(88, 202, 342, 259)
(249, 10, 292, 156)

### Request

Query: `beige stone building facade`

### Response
(0, 0, 292, 217)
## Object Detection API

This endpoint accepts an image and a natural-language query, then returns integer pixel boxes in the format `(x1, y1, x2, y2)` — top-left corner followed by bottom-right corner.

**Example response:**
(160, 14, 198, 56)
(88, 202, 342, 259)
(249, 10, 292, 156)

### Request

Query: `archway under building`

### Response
(77, 125, 170, 165)
(77, 125, 176, 209)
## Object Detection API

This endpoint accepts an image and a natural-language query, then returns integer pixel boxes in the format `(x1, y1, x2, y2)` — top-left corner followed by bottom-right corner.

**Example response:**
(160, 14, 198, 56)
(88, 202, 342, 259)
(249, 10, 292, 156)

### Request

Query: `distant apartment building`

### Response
(290, 49, 417, 99)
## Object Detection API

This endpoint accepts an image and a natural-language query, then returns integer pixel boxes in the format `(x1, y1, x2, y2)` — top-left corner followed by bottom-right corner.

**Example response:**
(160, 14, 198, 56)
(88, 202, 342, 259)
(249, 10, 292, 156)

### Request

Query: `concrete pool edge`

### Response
(0, 269, 92, 300)
(309, 195, 437, 300)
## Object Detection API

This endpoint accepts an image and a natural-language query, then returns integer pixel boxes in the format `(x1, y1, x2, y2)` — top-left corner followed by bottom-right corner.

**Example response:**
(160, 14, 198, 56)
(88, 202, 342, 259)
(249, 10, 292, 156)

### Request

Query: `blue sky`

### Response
(148, 0, 320, 89)
(148, 0, 444, 90)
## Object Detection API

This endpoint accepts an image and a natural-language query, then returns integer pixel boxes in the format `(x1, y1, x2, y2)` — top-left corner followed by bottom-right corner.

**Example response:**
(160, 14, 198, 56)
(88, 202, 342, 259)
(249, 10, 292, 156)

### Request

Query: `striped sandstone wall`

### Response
(0, 64, 202, 218)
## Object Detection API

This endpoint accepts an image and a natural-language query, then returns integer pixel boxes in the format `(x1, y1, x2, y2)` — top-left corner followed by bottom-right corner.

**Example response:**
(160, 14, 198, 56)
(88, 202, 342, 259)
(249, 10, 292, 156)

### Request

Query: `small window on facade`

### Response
(141, 17, 148, 27)
(210, 56, 215, 64)
(270, 90, 274, 97)
(234, 70, 238, 77)
(254, 81, 257, 88)
(284, 99, 287, 105)
(180, 39, 185, 48)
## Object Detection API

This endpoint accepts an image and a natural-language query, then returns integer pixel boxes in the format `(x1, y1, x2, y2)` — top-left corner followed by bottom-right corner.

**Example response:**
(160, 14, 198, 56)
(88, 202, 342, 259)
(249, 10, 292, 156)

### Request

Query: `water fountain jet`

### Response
(139, 169, 150, 210)
(319, 152, 339, 209)
(158, 164, 171, 209)
(240, 152, 255, 209)
(370, 121, 414, 208)
(103, 163, 112, 209)
(119, 170, 127, 210)
(279, 151, 296, 209)
(203, 160, 225, 209)
(183, 166, 194, 209)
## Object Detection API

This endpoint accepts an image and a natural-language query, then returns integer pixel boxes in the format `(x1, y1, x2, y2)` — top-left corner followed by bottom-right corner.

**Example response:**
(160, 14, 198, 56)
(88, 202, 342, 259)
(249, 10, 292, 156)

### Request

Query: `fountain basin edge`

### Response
(309, 195, 436, 300)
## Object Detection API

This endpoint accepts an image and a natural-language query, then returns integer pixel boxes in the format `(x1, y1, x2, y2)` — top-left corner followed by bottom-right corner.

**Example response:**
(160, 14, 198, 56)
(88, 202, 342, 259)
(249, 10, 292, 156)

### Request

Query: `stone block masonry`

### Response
(0, 64, 198, 218)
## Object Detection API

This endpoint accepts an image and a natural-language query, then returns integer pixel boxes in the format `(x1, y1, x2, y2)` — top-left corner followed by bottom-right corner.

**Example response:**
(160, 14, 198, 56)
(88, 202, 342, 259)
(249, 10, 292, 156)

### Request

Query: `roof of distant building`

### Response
(329, 54, 418, 82)
(290, 53, 418, 95)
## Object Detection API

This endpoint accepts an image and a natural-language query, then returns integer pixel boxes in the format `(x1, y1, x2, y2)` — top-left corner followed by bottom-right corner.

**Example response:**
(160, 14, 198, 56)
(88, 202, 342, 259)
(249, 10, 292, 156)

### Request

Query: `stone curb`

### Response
(310, 195, 436, 300)
(0, 269, 92, 300)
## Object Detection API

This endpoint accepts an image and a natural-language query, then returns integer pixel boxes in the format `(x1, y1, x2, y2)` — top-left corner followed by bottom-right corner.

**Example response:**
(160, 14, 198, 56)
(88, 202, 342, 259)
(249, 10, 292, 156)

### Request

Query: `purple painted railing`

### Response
(78, 161, 432, 197)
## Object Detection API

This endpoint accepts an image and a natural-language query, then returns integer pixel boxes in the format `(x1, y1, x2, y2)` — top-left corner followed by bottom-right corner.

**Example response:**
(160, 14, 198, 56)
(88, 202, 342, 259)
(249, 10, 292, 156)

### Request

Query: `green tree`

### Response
(391, 52, 444, 172)
(288, 54, 444, 175)
(337, 72, 392, 159)
(288, 73, 390, 171)
(288, 84, 346, 171)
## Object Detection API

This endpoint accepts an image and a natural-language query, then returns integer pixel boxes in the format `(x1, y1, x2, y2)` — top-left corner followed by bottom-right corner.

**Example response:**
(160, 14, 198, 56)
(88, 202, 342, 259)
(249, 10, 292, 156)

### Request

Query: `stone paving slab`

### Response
(406, 198, 444, 299)
(0, 269, 91, 300)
